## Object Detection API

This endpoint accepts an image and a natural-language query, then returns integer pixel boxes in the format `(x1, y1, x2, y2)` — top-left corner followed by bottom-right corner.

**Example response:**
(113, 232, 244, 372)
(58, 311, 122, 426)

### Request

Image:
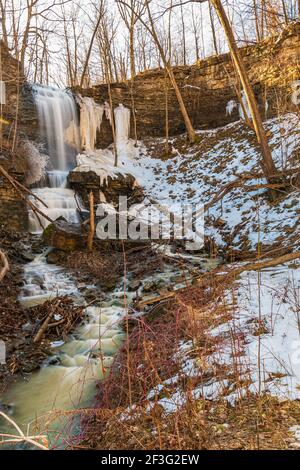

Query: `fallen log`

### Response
(204, 167, 299, 212)
(136, 250, 300, 309)
(223, 250, 300, 280)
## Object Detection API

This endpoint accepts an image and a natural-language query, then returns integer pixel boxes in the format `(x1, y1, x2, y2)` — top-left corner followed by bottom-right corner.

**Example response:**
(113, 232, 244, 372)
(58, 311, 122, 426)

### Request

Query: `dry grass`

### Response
(66, 269, 297, 450)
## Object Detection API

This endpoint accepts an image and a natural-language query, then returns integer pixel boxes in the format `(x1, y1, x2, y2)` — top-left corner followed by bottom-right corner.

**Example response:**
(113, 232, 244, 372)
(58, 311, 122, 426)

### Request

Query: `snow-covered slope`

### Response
(75, 105, 300, 254)
(127, 113, 300, 254)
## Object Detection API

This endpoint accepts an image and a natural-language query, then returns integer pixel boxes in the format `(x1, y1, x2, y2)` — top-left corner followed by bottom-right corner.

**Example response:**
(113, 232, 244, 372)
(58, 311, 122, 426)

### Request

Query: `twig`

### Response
(0, 165, 53, 225)
(0, 411, 48, 450)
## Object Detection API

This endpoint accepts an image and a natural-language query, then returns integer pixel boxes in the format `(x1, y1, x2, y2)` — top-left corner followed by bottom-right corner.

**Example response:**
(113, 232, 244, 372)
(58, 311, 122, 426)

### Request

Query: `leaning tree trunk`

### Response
(209, 0, 279, 182)
(145, 0, 197, 144)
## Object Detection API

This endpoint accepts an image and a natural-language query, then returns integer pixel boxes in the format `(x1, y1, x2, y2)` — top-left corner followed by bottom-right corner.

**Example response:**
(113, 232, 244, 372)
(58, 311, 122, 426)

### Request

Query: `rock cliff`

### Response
(76, 22, 300, 147)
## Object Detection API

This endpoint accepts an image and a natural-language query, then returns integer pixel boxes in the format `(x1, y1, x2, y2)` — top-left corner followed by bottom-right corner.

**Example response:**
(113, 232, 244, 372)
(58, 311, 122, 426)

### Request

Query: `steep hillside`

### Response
(77, 112, 300, 258)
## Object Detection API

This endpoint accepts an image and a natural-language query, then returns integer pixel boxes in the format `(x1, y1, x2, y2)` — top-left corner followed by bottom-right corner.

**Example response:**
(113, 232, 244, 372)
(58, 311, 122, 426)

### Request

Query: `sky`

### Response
(1, 0, 299, 86)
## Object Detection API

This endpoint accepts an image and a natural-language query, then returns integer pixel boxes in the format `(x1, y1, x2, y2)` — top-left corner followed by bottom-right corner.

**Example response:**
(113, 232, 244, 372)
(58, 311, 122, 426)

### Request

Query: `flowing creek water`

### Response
(1, 250, 127, 443)
(1, 246, 216, 447)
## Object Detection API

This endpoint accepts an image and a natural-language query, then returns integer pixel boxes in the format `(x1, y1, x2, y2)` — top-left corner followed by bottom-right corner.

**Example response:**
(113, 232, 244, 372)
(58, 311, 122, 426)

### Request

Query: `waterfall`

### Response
(29, 86, 81, 233)
(33, 85, 80, 171)
(80, 97, 104, 152)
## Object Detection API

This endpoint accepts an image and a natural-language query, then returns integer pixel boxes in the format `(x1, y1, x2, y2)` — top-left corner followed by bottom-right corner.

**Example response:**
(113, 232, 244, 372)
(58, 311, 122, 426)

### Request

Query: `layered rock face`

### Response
(76, 22, 300, 147)
(68, 170, 144, 207)
(0, 41, 37, 145)
(0, 41, 37, 230)
(1, 40, 22, 148)
(0, 162, 28, 231)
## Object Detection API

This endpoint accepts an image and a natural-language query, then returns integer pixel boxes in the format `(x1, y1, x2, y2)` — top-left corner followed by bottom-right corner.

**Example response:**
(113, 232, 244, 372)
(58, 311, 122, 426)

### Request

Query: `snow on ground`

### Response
(75, 113, 300, 253)
(143, 262, 300, 413)
(124, 113, 300, 252)
(74, 111, 300, 410)
(209, 262, 300, 401)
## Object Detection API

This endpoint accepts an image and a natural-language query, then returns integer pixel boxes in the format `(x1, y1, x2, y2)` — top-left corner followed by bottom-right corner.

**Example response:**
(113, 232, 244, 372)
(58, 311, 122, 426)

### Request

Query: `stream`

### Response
(0, 244, 216, 447)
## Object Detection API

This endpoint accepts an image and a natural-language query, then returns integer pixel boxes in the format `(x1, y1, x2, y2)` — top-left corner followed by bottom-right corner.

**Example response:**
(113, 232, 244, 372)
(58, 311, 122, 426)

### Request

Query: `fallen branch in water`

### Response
(0, 411, 48, 450)
(33, 300, 61, 343)
(0, 250, 9, 282)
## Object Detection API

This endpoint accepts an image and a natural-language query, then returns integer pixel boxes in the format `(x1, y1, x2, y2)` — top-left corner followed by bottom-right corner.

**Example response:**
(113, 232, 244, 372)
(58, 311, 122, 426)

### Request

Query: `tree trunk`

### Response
(145, 0, 196, 143)
(80, 11, 103, 88)
(0, 250, 9, 282)
(253, 0, 261, 41)
(88, 191, 95, 252)
(210, 0, 278, 181)
(129, 24, 136, 78)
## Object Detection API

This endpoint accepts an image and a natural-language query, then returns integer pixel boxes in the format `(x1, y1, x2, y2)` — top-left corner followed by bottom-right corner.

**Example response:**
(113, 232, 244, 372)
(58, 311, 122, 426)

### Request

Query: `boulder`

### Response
(43, 219, 86, 252)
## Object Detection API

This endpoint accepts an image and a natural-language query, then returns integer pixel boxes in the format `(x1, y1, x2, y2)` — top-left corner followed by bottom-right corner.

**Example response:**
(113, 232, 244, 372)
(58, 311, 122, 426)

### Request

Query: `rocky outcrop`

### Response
(76, 22, 300, 146)
(68, 170, 144, 207)
(0, 42, 37, 231)
(43, 217, 151, 252)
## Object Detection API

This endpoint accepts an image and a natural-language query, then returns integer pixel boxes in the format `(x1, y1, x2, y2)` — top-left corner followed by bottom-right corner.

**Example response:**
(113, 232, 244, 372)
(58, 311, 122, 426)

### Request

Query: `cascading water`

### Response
(0, 91, 218, 447)
(28, 86, 81, 233)
(33, 85, 80, 171)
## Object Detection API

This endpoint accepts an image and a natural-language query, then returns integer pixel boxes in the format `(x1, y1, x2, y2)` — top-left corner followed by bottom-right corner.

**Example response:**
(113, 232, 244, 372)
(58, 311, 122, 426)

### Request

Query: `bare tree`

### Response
(118, 0, 197, 143)
(80, 1, 105, 87)
(117, 0, 145, 79)
(97, 10, 118, 165)
(192, 0, 278, 181)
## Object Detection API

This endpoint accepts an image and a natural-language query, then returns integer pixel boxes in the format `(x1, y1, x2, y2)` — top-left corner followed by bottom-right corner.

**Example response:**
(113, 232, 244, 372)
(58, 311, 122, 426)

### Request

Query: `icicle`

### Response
(239, 91, 251, 120)
(265, 99, 269, 115)
(226, 100, 237, 116)
(0, 81, 6, 105)
(80, 97, 104, 152)
(114, 104, 131, 156)
(104, 101, 112, 124)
